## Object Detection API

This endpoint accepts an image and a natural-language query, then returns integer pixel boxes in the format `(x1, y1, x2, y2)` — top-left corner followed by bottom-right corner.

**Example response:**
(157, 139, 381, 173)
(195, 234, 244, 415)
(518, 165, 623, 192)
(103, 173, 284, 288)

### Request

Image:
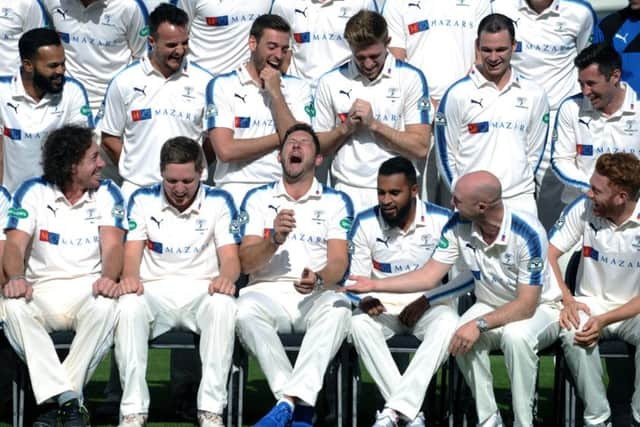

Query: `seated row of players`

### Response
(2, 122, 640, 427)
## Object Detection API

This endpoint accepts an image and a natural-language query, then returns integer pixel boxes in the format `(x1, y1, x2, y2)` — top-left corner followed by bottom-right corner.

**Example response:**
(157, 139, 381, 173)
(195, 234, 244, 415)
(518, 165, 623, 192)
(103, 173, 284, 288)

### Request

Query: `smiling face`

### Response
(249, 28, 290, 73)
(476, 29, 514, 84)
(71, 141, 104, 191)
(377, 173, 417, 228)
(587, 171, 624, 219)
(148, 22, 189, 78)
(26, 44, 66, 94)
(578, 63, 621, 113)
(351, 39, 388, 81)
(279, 129, 321, 182)
(162, 161, 200, 212)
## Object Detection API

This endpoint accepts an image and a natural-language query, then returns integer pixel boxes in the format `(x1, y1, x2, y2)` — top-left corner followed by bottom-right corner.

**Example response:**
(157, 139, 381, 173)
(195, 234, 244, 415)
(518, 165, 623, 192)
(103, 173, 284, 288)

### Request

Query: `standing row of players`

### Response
(1, 123, 639, 427)
(1, 1, 638, 219)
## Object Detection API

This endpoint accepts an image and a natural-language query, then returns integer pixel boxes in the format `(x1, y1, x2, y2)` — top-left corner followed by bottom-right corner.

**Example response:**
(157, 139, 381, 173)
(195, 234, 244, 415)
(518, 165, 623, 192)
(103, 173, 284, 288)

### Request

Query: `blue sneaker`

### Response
(253, 401, 293, 427)
(291, 405, 314, 427)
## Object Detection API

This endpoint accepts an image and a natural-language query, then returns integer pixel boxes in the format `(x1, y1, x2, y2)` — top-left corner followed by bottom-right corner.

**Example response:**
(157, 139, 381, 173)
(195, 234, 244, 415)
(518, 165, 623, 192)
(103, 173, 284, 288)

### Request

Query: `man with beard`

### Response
(313, 10, 431, 213)
(549, 153, 640, 427)
(115, 137, 239, 427)
(98, 3, 212, 200)
(348, 156, 473, 427)
(2, 125, 126, 427)
(205, 14, 312, 207)
(0, 28, 93, 192)
(345, 170, 562, 427)
(235, 123, 353, 427)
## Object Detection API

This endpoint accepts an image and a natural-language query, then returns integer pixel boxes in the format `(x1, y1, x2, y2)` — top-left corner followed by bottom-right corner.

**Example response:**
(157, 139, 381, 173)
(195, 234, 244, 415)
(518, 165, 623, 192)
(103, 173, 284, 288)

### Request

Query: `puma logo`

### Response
(47, 204, 57, 216)
(268, 204, 279, 214)
(150, 216, 163, 228)
(54, 8, 67, 19)
(579, 118, 591, 128)
(6, 102, 18, 114)
(470, 98, 483, 108)
(408, 1, 421, 8)
(614, 32, 629, 44)
(294, 7, 308, 17)
(339, 89, 352, 99)
(376, 237, 390, 248)
(133, 86, 146, 96)
(234, 93, 247, 103)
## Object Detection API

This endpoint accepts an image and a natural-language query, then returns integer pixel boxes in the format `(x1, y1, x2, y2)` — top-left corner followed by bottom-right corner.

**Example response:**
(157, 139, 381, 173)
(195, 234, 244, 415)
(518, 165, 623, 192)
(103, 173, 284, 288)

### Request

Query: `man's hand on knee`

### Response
(2, 276, 33, 300)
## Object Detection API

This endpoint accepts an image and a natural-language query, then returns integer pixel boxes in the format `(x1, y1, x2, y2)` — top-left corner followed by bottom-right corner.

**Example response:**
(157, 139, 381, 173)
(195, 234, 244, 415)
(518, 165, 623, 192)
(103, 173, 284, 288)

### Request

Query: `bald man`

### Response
(346, 171, 562, 427)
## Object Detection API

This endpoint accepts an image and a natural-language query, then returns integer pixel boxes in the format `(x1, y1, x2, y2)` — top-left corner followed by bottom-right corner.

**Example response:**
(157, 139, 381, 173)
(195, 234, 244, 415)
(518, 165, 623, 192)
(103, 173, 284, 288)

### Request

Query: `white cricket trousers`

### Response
(455, 301, 560, 427)
(2, 278, 116, 404)
(350, 304, 459, 419)
(236, 285, 351, 406)
(115, 279, 236, 416)
(559, 296, 640, 426)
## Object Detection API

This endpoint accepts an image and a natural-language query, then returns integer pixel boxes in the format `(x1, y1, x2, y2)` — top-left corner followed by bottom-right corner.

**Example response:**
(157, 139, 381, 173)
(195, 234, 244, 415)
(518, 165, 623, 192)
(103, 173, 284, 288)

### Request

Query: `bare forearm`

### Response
(239, 239, 278, 274)
(101, 244, 123, 281)
(372, 260, 449, 293)
(317, 127, 352, 155)
(548, 245, 574, 301)
(369, 121, 430, 158)
(101, 134, 123, 164)
(599, 297, 640, 327)
(317, 261, 347, 290)
(270, 91, 298, 141)
(483, 296, 537, 329)
(3, 245, 25, 278)
(219, 252, 241, 283)
(210, 132, 280, 163)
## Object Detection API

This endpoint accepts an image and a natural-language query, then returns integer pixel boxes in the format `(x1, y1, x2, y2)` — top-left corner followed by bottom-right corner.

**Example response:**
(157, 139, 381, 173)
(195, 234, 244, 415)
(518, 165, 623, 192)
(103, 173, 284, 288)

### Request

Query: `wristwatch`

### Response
(314, 271, 325, 291)
(476, 317, 489, 333)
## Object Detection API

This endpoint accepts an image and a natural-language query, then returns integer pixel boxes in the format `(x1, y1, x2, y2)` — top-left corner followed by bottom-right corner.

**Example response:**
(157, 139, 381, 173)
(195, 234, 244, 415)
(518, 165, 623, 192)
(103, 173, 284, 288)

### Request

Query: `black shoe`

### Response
(32, 403, 58, 427)
(59, 399, 87, 427)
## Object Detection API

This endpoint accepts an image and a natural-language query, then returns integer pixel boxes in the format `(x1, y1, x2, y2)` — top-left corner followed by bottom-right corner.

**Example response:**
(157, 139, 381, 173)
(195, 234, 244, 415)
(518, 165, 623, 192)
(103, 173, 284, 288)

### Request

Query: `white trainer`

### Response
(405, 411, 426, 427)
(118, 413, 147, 427)
(198, 410, 224, 427)
(372, 408, 399, 427)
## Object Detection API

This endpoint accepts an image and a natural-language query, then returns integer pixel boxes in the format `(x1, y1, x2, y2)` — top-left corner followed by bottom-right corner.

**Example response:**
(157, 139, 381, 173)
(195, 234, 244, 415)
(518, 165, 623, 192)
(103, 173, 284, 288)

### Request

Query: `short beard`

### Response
(33, 69, 63, 94)
(381, 198, 414, 228)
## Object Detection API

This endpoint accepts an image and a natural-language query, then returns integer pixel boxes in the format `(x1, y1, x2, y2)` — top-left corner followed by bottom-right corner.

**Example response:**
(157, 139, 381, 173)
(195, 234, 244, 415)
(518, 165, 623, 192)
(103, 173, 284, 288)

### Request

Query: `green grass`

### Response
(0, 351, 565, 426)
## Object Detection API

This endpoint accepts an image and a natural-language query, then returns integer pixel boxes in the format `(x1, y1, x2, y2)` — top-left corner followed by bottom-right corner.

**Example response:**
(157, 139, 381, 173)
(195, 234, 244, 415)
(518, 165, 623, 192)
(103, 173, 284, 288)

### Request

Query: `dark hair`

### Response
(574, 43, 622, 80)
(477, 13, 515, 43)
(250, 14, 290, 42)
(595, 153, 640, 200)
(344, 10, 388, 49)
(42, 125, 94, 190)
(149, 3, 189, 37)
(19, 28, 61, 61)
(281, 123, 320, 154)
(160, 137, 205, 173)
(379, 156, 417, 187)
